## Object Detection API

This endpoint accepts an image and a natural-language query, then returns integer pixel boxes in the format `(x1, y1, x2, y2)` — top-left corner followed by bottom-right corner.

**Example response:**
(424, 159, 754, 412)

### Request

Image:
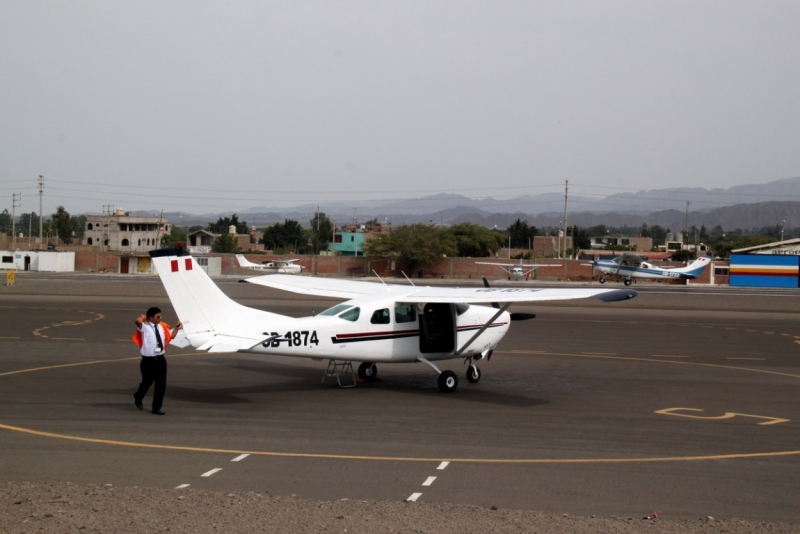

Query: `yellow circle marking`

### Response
(0, 350, 797, 464)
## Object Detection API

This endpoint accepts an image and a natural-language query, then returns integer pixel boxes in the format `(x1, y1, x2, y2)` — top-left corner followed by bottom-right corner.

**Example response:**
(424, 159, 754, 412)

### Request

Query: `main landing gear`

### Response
(357, 362, 377, 381)
(418, 356, 485, 393)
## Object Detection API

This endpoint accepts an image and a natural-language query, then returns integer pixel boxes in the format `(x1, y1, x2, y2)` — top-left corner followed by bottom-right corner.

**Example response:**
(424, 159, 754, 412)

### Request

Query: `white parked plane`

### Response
(236, 254, 303, 274)
(584, 253, 712, 286)
(154, 245, 636, 393)
(475, 261, 561, 280)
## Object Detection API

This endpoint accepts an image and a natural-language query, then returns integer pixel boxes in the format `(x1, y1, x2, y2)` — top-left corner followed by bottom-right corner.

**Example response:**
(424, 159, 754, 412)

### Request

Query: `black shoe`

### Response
(152, 409, 165, 415)
(134, 395, 143, 410)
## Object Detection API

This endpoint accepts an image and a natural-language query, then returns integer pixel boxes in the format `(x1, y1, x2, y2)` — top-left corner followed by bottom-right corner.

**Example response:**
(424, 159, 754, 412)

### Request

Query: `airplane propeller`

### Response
(481, 277, 536, 322)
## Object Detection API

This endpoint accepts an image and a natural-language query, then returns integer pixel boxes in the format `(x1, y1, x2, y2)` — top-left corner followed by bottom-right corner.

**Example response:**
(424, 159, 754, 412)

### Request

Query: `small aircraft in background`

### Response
(475, 261, 562, 280)
(584, 253, 712, 286)
(154, 245, 636, 393)
(236, 254, 304, 274)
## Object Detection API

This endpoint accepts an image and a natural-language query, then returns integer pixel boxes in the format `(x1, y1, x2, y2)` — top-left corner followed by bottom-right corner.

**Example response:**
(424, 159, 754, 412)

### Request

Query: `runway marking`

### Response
(1, 352, 799, 465)
(201, 468, 222, 477)
(1, 422, 799, 464)
(655, 408, 789, 426)
(32, 311, 105, 339)
(422, 476, 436, 486)
(437, 461, 449, 470)
(406, 493, 422, 502)
(651, 355, 689, 358)
(232, 454, 249, 462)
(175, 484, 190, 489)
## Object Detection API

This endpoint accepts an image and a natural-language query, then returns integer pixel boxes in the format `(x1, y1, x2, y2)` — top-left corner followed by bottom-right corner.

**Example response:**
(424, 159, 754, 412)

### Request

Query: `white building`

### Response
(83, 208, 171, 253)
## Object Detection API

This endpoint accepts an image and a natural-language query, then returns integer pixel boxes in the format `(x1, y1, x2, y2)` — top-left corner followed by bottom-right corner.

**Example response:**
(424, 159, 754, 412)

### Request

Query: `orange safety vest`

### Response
(132, 322, 172, 349)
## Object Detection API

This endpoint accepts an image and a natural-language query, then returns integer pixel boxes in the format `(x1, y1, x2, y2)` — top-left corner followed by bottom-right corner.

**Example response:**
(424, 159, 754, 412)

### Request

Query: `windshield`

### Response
(319, 304, 353, 316)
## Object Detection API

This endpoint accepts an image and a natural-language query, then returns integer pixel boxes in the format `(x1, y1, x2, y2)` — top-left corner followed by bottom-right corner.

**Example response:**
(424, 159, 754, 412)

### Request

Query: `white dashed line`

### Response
(201, 468, 222, 477)
(231, 454, 250, 462)
(422, 476, 437, 487)
(437, 461, 450, 470)
(406, 493, 422, 502)
(175, 484, 190, 489)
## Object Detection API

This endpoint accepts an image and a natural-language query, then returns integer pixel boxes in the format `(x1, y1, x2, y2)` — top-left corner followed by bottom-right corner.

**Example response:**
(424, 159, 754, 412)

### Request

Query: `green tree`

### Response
(507, 219, 538, 248)
(211, 232, 240, 253)
(570, 226, 591, 250)
(52, 206, 73, 244)
(17, 212, 41, 236)
(0, 209, 11, 234)
(260, 219, 308, 253)
(448, 223, 504, 257)
(364, 223, 457, 271)
(309, 212, 334, 254)
(161, 229, 188, 248)
(208, 214, 248, 234)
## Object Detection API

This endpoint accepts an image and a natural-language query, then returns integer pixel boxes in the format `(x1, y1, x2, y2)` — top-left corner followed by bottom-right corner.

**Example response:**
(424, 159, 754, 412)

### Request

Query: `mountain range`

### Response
(129, 176, 800, 232)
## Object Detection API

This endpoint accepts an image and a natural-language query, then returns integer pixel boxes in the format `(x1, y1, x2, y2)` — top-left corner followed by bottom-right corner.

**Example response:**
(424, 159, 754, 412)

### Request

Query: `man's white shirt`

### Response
(139, 322, 166, 357)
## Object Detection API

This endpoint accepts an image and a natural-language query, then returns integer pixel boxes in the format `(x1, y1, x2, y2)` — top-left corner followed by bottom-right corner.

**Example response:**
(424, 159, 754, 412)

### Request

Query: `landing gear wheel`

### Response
(466, 365, 481, 383)
(357, 362, 377, 380)
(438, 370, 458, 393)
(624, 278, 632, 286)
(599, 277, 606, 284)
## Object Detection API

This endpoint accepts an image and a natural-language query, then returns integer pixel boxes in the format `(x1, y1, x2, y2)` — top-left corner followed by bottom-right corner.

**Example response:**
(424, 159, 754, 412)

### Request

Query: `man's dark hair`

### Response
(146, 307, 162, 318)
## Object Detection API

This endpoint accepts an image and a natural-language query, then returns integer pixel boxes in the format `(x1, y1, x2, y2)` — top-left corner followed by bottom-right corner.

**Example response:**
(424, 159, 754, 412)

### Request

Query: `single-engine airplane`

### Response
(153, 245, 636, 393)
(236, 254, 304, 274)
(584, 253, 712, 286)
(475, 261, 562, 280)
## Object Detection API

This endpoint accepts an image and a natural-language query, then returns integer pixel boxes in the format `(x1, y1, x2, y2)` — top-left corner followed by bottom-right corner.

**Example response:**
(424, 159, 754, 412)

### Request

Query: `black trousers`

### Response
(134, 355, 167, 411)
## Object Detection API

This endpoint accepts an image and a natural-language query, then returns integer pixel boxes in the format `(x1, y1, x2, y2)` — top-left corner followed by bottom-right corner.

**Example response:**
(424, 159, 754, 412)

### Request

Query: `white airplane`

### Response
(584, 253, 712, 286)
(236, 254, 304, 274)
(475, 261, 562, 280)
(153, 245, 636, 393)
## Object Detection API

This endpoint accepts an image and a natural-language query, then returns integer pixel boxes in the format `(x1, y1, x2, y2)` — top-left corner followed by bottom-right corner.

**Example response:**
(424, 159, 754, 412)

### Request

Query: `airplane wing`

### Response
(397, 286, 636, 304)
(245, 274, 391, 298)
(475, 262, 561, 268)
(247, 275, 636, 303)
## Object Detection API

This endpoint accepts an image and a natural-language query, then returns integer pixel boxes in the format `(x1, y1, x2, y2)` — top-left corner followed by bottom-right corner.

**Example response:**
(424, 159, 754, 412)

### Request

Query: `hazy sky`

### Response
(2, 1, 799, 215)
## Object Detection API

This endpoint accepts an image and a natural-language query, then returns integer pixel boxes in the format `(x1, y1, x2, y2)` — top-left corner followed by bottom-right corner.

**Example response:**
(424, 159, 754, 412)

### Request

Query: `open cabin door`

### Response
(419, 303, 456, 354)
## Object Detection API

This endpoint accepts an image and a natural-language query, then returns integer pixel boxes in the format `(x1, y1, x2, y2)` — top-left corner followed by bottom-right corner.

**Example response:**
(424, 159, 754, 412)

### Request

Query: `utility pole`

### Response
(316, 206, 320, 255)
(12, 193, 21, 250)
(38, 175, 44, 246)
(563, 180, 569, 275)
(684, 200, 690, 248)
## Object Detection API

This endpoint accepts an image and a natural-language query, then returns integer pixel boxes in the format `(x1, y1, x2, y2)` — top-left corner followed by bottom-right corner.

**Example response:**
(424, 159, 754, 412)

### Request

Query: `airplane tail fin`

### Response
(235, 254, 260, 268)
(673, 254, 712, 278)
(150, 246, 285, 351)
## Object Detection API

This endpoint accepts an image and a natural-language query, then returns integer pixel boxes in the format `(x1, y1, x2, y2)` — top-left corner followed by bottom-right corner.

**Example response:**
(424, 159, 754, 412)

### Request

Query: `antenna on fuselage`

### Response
(373, 270, 388, 286)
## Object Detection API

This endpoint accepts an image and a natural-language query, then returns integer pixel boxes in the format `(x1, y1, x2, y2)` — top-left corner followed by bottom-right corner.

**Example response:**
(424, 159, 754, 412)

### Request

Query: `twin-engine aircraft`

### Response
(475, 261, 562, 280)
(152, 245, 636, 393)
(236, 254, 303, 274)
(585, 253, 712, 286)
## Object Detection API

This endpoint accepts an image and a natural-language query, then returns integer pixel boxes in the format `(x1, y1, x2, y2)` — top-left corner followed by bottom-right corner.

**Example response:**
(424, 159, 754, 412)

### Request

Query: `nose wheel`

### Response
(466, 364, 481, 383)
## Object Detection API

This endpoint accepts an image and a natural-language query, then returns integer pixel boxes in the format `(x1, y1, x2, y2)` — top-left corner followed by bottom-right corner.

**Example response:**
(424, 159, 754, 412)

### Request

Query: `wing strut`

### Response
(454, 303, 511, 357)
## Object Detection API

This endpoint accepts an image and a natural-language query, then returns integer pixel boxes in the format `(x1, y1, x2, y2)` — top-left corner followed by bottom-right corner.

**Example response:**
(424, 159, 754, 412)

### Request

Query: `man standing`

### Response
(133, 307, 182, 415)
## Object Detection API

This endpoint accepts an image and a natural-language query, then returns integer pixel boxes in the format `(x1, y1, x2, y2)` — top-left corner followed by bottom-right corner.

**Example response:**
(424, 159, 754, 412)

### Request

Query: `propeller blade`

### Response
(482, 277, 501, 309)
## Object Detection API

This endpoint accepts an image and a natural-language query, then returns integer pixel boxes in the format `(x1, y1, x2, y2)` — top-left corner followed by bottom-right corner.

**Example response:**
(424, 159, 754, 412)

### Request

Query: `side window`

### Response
(370, 308, 390, 324)
(394, 304, 417, 323)
(339, 307, 360, 322)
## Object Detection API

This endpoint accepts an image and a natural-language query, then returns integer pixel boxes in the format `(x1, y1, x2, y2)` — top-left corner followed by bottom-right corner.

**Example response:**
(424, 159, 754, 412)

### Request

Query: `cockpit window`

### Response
(319, 304, 352, 316)
(370, 308, 390, 324)
(394, 304, 417, 323)
(455, 303, 470, 316)
(338, 307, 360, 322)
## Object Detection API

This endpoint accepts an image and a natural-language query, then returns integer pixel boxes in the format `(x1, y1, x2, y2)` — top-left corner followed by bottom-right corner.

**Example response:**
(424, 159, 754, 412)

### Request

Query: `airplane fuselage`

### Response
(594, 261, 692, 280)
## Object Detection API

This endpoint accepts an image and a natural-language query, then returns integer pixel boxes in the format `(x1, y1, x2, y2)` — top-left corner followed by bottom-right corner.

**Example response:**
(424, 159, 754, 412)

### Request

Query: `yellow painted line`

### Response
(656, 408, 788, 426)
(651, 355, 689, 358)
(0, 422, 798, 464)
(0, 337, 20, 340)
(1, 351, 798, 465)
(494, 350, 800, 379)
